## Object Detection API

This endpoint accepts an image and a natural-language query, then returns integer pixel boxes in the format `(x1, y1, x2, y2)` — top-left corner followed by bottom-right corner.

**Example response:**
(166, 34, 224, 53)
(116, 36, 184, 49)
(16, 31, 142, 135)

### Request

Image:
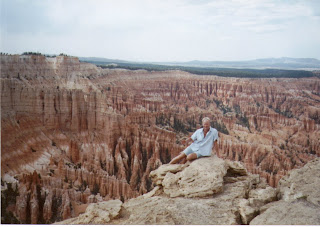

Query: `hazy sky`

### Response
(1, 0, 320, 61)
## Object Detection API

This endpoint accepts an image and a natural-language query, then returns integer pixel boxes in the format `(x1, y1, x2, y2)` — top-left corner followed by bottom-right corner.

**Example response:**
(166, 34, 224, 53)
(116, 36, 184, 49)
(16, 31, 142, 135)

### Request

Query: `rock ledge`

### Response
(55, 156, 320, 225)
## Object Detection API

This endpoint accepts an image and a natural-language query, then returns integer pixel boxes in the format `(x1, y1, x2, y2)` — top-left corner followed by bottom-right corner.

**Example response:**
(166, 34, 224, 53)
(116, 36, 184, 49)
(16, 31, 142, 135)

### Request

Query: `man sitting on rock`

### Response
(170, 117, 219, 164)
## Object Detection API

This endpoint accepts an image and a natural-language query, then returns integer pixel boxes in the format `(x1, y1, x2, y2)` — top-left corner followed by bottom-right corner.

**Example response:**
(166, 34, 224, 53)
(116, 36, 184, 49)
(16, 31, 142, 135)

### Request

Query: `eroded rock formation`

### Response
(1, 54, 320, 223)
(58, 156, 320, 225)
(250, 157, 320, 225)
(56, 157, 320, 225)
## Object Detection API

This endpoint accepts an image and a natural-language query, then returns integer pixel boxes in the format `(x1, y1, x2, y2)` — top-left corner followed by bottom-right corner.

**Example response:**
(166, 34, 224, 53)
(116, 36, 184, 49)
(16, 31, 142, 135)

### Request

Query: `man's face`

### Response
(203, 121, 210, 132)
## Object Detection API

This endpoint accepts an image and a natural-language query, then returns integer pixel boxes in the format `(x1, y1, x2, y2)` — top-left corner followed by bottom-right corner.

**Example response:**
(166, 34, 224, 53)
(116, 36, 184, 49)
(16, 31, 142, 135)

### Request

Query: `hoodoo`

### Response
(1, 54, 319, 223)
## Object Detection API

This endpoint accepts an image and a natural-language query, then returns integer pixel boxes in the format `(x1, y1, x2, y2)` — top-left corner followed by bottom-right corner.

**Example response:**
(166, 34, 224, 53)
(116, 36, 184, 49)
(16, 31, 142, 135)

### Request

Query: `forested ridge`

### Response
(84, 60, 316, 78)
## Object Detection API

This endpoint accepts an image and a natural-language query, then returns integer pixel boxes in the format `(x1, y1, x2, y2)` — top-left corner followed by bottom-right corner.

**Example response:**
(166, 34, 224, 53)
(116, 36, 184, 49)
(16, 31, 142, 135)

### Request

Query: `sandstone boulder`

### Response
(161, 156, 227, 198)
(149, 163, 186, 186)
(250, 199, 320, 225)
(277, 157, 320, 205)
(116, 196, 240, 225)
(54, 199, 122, 225)
(250, 158, 320, 225)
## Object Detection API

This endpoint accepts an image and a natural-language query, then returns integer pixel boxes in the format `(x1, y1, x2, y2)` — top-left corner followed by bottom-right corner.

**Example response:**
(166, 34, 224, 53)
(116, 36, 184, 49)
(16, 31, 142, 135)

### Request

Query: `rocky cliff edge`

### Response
(55, 156, 320, 225)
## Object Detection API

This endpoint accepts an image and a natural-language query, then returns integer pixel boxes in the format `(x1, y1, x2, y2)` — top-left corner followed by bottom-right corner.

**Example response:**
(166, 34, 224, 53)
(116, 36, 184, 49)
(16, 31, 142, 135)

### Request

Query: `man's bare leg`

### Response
(186, 153, 197, 162)
(181, 153, 198, 165)
(169, 153, 187, 164)
(180, 156, 187, 164)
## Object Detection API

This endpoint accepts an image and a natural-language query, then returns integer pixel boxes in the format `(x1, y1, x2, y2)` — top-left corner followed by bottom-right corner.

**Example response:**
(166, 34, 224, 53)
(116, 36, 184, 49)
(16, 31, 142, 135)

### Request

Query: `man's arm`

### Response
(211, 140, 218, 155)
(182, 137, 193, 146)
(214, 140, 218, 153)
(214, 131, 219, 154)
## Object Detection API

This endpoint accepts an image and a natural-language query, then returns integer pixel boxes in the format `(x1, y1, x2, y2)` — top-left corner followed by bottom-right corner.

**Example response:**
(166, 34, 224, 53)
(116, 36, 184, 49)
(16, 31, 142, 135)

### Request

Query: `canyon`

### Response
(1, 54, 320, 223)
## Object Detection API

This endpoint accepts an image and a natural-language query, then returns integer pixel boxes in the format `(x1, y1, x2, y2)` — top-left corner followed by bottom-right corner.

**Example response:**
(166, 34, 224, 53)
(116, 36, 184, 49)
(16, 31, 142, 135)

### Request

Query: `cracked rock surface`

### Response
(57, 156, 283, 225)
(250, 157, 320, 225)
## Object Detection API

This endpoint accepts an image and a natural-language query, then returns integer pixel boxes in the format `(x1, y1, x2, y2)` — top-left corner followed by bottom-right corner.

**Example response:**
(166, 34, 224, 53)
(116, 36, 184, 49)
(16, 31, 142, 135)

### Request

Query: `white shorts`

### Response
(182, 146, 211, 158)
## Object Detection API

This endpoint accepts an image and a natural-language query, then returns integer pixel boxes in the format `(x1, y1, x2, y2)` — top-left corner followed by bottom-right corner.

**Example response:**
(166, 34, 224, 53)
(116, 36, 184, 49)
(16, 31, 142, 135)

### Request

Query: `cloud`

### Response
(1, 0, 320, 61)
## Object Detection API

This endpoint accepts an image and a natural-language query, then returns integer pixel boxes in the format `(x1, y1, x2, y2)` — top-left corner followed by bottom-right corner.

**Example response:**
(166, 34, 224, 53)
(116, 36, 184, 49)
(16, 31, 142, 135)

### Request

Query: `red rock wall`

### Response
(1, 55, 319, 223)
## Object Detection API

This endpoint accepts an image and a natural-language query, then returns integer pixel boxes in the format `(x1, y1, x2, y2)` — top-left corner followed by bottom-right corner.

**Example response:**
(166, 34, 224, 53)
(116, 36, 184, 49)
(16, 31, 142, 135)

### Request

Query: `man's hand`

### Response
(182, 137, 193, 146)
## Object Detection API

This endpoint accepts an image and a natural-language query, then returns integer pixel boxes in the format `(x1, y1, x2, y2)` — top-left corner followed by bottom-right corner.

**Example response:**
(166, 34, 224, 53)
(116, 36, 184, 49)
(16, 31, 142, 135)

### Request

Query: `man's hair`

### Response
(202, 117, 211, 124)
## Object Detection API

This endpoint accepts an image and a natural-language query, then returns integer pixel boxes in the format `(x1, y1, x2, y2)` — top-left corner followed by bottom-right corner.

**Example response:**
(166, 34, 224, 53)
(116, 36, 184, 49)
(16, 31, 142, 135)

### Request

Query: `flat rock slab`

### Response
(250, 158, 320, 225)
(117, 195, 240, 225)
(162, 156, 228, 198)
(250, 199, 320, 225)
(278, 157, 320, 206)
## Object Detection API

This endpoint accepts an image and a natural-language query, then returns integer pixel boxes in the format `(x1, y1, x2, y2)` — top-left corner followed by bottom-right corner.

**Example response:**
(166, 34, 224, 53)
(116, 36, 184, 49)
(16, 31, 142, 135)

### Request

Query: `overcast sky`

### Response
(1, 0, 320, 61)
